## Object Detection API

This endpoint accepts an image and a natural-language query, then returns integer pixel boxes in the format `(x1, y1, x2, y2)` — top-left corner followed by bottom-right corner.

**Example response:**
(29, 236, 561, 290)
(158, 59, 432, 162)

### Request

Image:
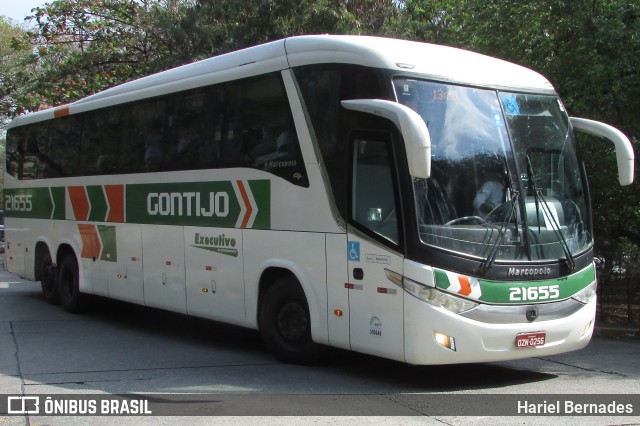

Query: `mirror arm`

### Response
(570, 117, 635, 186)
(342, 99, 431, 179)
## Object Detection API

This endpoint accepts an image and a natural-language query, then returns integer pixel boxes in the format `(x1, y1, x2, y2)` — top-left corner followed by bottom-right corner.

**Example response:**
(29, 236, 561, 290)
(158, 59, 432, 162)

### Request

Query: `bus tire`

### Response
(58, 253, 83, 313)
(259, 277, 323, 365)
(38, 252, 58, 304)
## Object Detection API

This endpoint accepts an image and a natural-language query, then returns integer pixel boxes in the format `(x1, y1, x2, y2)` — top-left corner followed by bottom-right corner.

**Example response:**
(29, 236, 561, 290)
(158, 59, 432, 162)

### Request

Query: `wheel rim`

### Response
(276, 301, 308, 343)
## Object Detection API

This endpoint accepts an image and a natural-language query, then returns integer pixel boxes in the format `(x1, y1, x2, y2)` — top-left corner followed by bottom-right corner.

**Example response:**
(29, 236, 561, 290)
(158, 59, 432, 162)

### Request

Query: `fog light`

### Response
(434, 332, 456, 351)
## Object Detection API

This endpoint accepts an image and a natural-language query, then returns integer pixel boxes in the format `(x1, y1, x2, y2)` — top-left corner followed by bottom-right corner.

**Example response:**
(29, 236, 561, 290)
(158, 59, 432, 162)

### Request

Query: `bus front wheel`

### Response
(259, 277, 323, 364)
(58, 254, 83, 313)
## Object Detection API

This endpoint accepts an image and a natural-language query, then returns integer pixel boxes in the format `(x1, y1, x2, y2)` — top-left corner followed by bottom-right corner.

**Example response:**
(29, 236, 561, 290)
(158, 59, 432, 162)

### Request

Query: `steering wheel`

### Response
(381, 208, 396, 226)
(484, 201, 511, 222)
(445, 216, 488, 226)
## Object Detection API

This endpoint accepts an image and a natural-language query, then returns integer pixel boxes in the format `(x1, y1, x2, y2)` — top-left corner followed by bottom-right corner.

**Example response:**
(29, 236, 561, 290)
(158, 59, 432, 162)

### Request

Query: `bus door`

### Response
(142, 225, 187, 313)
(184, 227, 245, 325)
(347, 130, 406, 362)
(107, 224, 144, 303)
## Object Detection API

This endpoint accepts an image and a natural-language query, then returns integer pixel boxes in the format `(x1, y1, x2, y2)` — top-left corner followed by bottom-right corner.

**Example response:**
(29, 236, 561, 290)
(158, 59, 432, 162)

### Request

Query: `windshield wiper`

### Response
(525, 154, 576, 272)
(477, 189, 519, 276)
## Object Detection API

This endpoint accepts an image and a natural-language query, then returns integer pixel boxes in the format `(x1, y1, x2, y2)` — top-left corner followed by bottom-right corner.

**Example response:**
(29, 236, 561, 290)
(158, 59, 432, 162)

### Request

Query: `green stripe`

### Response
(434, 264, 595, 304)
(98, 225, 117, 262)
(192, 245, 239, 257)
(7, 180, 272, 229)
(87, 185, 108, 221)
(4, 188, 53, 219)
(126, 181, 240, 227)
(434, 269, 451, 290)
(478, 264, 595, 304)
(50, 187, 66, 220)
(249, 180, 270, 230)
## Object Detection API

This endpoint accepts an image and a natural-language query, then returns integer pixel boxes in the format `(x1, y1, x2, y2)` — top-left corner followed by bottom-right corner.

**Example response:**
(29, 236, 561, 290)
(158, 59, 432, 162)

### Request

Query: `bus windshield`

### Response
(394, 78, 592, 264)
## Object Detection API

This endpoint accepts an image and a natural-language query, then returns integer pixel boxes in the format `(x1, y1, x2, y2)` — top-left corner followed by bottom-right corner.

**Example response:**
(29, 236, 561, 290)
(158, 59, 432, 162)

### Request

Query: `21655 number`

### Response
(509, 285, 560, 302)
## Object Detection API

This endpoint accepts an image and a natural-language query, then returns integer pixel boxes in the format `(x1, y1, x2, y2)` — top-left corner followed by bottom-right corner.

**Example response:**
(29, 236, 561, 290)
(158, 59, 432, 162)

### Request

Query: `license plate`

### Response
(515, 332, 546, 348)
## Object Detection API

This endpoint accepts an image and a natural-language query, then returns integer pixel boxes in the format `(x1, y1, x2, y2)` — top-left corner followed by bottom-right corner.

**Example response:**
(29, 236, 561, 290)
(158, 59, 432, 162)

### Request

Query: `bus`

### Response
(3, 35, 635, 365)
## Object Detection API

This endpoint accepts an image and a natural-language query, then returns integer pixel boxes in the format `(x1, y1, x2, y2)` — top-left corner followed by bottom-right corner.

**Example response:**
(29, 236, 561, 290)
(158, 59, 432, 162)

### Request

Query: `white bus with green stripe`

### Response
(4, 36, 635, 365)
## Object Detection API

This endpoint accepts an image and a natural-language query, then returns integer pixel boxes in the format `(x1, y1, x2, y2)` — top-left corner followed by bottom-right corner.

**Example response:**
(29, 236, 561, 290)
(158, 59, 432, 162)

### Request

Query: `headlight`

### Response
(571, 281, 597, 304)
(404, 278, 478, 314)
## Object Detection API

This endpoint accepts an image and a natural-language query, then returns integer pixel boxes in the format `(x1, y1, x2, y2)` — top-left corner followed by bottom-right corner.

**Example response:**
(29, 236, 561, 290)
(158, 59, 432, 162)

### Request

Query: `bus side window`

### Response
(6, 126, 25, 178)
(221, 73, 307, 186)
(221, 85, 244, 167)
(200, 88, 222, 168)
(50, 116, 81, 176)
(138, 100, 166, 172)
(166, 91, 207, 170)
(351, 133, 400, 245)
(23, 123, 50, 179)
(120, 104, 146, 173)
(96, 109, 122, 175)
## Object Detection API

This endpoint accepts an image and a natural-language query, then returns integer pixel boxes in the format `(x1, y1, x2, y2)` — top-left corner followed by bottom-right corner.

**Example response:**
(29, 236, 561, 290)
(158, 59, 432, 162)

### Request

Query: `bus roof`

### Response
(8, 35, 556, 128)
(285, 35, 555, 92)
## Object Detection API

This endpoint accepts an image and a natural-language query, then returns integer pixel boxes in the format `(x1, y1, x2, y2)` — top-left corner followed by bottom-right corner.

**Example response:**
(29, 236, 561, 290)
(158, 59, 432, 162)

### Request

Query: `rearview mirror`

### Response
(570, 117, 635, 186)
(342, 99, 431, 179)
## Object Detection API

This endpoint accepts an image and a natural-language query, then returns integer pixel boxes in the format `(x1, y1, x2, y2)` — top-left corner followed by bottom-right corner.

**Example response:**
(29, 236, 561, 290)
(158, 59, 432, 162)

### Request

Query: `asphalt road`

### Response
(0, 269, 639, 425)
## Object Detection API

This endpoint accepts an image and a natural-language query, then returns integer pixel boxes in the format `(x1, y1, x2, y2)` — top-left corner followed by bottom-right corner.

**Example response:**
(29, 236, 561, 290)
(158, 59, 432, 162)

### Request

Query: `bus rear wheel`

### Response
(38, 253, 58, 304)
(259, 277, 323, 364)
(58, 254, 84, 313)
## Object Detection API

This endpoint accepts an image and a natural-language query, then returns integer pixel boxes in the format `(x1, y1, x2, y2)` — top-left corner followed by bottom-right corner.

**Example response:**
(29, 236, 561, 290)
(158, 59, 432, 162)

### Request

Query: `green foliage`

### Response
(393, 0, 467, 44)
(21, 0, 153, 110)
(145, 0, 399, 68)
(0, 17, 32, 122)
(1, 0, 402, 118)
(1, 0, 638, 266)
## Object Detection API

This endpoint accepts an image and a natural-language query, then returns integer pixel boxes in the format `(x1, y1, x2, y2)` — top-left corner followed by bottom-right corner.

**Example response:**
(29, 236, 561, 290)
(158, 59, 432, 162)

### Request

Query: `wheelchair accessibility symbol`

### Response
(348, 241, 360, 262)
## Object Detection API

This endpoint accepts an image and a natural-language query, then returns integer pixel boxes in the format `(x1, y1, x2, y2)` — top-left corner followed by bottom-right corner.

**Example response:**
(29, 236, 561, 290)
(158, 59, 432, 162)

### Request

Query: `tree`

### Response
(2, 0, 399, 116)
(146, 0, 399, 67)
(0, 16, 25, 205)
(24, 0, 154, 109)
(0, 17, 32, 123)
(0, 0, 170, 119)
(3, 0, 638, 268)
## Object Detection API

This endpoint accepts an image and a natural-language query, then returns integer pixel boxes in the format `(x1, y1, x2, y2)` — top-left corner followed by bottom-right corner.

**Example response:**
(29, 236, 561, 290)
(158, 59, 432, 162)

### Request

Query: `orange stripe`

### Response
(104, 184, 125, 222)
(236, 180, 253, 228)
(54, 106, 70, 118)
(458, 275, 472, 296)
(68, 186, 90, 221)
(78, 224, 102, 259)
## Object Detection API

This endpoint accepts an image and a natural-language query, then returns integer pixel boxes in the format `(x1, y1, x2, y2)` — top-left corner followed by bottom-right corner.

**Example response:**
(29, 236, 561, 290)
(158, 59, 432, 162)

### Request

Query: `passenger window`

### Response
(138, 101, 167, 172)
(227, 74, 308, 186)
(166, 90, 208, 170)
(23, 124, 50, 179)
(351, 133, 400, 245)
(6, 126, 25, 178)
(5, 72, 307, 186)
(83, 109, 123, 175)
(52, 116, 81, 176)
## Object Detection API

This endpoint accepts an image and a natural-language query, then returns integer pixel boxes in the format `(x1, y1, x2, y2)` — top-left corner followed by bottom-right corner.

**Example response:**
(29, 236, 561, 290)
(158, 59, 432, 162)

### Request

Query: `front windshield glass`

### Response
(502, 92, 592, 260)
(394, 78, 592, 263)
